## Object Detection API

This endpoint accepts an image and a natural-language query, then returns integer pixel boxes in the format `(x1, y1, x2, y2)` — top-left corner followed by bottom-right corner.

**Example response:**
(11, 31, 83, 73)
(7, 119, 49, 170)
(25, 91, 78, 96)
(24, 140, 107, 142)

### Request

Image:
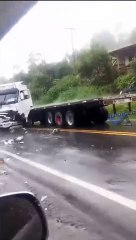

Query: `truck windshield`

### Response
(0, 92, 18, 105)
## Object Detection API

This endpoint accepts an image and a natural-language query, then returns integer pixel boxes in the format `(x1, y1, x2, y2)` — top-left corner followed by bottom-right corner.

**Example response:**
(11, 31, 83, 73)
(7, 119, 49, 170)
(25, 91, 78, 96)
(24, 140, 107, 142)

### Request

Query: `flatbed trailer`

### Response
(28, 95, 136, 128)
(0, 81, 135, 129)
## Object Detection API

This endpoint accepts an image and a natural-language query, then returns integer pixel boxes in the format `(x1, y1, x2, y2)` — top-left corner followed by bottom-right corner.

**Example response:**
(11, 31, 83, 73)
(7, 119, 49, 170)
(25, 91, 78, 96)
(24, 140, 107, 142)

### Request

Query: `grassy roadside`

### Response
(106, 102, 136, 120)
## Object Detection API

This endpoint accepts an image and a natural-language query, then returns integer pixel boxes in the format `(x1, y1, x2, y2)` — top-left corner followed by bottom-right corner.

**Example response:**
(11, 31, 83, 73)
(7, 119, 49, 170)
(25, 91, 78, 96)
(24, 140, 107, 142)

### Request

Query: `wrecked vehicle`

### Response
(1, 81, 136, 130)
(0, 82, 33, 128)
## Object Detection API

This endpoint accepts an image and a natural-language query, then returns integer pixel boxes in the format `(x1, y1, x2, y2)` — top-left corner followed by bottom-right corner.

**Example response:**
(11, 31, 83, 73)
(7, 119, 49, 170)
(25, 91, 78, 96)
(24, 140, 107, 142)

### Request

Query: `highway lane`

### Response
(0, 128, 136, 239)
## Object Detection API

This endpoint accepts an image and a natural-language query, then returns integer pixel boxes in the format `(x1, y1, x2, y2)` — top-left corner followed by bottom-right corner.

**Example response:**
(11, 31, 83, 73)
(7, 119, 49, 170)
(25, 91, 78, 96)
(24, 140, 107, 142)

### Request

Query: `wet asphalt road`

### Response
(0, 128, 136, 239)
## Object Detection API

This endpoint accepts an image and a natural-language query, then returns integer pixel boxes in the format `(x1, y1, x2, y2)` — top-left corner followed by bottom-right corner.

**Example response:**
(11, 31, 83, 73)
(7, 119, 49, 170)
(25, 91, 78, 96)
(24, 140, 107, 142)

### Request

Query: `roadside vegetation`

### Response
(3, 43, 136, 114)
(107, 103, 136, 115)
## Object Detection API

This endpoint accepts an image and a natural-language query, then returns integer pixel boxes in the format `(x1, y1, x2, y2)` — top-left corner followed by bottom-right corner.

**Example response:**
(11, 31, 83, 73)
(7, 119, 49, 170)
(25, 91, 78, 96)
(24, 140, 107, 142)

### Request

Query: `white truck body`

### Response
(0, 82, 33, 128)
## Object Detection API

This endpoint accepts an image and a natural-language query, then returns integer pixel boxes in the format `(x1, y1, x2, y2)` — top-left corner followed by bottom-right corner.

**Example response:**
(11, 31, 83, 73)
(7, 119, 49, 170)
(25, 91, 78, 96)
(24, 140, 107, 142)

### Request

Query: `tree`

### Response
(77, 44, 115, 86)
(115, 73, 134, 91)
(52, 60, 73, 79)
(11, 71, 28, 85)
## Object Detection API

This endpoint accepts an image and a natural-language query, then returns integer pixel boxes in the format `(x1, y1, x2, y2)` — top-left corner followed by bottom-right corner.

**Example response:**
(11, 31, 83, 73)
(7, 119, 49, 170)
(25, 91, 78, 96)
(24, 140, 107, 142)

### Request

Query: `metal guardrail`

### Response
(109, 111, 136, 118)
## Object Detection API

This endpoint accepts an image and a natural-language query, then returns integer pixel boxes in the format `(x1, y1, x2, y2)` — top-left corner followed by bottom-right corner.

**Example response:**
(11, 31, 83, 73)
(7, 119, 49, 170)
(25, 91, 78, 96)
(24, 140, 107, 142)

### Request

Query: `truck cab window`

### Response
(5, 93, 18, 104)
(0, 90, 18, 105)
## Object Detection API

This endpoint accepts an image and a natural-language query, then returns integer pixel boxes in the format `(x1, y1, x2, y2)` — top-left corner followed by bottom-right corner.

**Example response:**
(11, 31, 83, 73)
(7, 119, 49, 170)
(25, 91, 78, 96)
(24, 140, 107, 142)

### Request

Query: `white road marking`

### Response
(1, 149, 136, 211)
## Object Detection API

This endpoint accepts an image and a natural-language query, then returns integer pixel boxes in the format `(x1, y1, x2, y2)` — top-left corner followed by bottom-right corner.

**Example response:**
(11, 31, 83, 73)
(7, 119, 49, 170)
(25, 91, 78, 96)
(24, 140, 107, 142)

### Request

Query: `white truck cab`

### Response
(0, 81, 33, 124)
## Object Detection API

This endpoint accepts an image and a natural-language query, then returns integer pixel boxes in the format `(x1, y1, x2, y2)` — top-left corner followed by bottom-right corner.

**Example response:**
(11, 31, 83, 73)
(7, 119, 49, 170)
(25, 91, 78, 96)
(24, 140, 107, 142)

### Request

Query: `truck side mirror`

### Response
(20, 92, 24, 100)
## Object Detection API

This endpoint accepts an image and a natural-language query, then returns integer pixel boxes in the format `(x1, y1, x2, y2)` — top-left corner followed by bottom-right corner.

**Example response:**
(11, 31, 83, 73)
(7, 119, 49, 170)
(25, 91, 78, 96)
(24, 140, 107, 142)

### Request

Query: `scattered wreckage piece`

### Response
(0, 158, 4, 164)
(3, 136, 24, 146)
(15, 136, 24, 142)
(0, 110, 25, 129)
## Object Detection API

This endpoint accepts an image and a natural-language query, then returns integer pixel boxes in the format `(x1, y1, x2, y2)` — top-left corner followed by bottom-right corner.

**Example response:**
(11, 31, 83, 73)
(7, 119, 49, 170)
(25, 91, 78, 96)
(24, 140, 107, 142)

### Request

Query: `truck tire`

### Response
(55, 111, 64, 127)
(47, 111, 54, 127)
(65, 110, 75, 128)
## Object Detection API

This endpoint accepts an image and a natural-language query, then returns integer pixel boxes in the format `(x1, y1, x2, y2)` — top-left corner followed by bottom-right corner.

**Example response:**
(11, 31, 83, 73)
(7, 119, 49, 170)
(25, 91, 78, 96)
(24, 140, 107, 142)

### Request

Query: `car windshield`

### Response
(0, 92, 18, 105)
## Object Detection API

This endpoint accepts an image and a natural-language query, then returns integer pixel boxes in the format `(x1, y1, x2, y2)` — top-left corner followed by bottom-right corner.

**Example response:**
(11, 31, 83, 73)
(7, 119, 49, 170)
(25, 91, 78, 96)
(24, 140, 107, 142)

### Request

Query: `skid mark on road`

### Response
(1, 149, 136, 211)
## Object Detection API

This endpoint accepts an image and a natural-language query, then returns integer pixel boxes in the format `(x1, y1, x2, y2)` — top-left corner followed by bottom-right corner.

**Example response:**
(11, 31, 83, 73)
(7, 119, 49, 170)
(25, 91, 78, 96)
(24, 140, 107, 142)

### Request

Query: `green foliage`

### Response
(107, 102, 136, 115)
(9, 45, 135, 106)
(114, 59, 136, 93)
(10, 71, 28, 84)
(41, 75, 81, 103)
(50, 60, 73, 79)
(131, 59, 136, 75)
(35, 77, 115, 105)
(115, 73, 135, 91)
(77, 44, 114, 86)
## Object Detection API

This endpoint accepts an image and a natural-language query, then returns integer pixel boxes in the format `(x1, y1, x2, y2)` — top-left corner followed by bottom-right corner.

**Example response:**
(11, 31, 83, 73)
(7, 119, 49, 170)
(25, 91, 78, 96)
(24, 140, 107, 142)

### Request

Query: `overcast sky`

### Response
(0, 1, 136, 78)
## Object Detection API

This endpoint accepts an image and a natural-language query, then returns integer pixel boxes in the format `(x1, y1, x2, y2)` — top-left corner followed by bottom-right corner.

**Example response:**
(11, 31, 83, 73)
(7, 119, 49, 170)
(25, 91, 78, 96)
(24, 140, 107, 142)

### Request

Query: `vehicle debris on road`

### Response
(2, 135, 24, 145)
(9, 128, 15, 133)
(0, 110, 23, 129)
(41, 195, 47, 202)
(15, 136, 24, 142)
(24, 181, 28, 185)
(56, 217, 62, 223)
(0, 170, 8, 175)
(52, 129, 60, 134)
(22, 128, 28, 134)
(4, 139, 14, 145)
(0, 158, 4, 164)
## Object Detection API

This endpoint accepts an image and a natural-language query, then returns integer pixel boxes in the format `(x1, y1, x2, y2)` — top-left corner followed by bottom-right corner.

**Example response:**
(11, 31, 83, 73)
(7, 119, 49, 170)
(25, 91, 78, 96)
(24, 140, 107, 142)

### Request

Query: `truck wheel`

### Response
(47, 111, 54, 127)
(65, 110, 75, 128)
(55, 111, 64, 127)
